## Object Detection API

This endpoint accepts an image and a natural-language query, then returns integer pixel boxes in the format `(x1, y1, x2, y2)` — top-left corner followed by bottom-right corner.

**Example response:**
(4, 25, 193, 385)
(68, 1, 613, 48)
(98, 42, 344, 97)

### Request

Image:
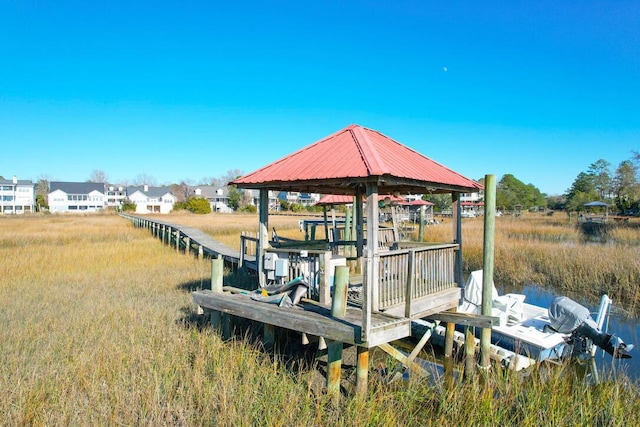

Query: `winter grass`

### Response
(1, 212, 639, 425)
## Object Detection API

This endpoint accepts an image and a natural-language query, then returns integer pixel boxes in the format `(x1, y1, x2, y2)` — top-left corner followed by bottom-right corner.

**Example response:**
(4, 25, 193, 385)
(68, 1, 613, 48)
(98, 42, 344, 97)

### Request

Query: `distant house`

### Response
(105, 185, 127, 209)
(1, 177, 36, 214)
(48, 181, 106, 213)
(190, 185, 233, 213)
(126, 185, 176, 214)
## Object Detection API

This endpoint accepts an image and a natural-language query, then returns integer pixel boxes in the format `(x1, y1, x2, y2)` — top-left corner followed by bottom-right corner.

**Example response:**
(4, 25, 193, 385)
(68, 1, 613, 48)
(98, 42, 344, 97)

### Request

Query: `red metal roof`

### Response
(403, 199, 435, 206)
(231, 124, 482, 194)
(315, 194, 407, 206)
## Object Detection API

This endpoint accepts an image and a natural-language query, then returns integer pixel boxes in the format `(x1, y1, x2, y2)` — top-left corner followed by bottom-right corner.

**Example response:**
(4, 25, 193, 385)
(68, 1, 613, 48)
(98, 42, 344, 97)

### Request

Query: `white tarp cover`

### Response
(459, 270, 525, 326)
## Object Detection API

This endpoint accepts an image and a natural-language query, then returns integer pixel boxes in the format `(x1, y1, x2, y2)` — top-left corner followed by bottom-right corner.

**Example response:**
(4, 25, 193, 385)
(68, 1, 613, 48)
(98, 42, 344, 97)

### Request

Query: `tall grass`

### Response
(1, 213, 639, 425)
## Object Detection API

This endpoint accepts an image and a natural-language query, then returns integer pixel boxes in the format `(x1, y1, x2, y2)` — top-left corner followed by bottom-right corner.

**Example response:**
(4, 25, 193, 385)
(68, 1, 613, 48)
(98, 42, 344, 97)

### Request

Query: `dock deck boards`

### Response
(193, 289, 412, 348)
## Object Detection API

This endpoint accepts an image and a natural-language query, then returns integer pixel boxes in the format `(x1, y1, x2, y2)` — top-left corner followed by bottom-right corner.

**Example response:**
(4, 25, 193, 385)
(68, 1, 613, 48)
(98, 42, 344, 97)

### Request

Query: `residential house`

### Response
(1, 177, 36, 214)
(189, 185, 233, 213)
(105, 185, 127, 209)
(48, 181, 106, 213)
(126, 185, 176, 214)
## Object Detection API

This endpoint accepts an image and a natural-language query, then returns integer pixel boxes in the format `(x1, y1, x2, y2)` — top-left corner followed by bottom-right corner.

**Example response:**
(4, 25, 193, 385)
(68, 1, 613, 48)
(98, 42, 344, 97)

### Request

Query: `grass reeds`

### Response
(1, 212, 639, 425)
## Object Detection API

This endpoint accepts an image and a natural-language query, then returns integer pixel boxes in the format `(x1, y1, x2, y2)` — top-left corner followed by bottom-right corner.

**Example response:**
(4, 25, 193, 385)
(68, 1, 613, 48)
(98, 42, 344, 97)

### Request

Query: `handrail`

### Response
(378, 243, 459, 315)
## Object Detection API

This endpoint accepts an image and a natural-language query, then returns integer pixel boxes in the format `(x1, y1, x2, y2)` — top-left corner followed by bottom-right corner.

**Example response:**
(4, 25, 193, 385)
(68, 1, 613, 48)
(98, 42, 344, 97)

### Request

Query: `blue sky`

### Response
(1, 1, 638, 195)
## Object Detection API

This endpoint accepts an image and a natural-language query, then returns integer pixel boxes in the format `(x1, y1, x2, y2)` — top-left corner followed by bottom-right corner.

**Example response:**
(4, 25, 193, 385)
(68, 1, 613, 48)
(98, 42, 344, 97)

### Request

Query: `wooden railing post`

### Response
(404, 249, 415, 318)
(318, 251, 332, 305)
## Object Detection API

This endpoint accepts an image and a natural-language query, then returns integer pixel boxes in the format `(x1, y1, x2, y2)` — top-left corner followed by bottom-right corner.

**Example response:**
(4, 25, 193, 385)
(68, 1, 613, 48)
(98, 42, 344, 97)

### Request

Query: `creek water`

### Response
(499, 283, 640, 382)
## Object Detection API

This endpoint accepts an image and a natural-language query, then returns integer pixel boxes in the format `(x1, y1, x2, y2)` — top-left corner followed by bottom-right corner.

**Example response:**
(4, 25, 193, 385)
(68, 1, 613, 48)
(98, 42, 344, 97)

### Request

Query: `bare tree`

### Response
(36, 175, 51, 197)
(89, 169, 108, 183)
(132, 174, 158, 186)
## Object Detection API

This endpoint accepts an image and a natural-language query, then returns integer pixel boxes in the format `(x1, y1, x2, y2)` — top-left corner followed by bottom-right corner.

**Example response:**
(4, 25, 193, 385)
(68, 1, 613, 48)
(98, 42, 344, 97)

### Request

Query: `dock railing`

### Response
(377, 243, 459, 316)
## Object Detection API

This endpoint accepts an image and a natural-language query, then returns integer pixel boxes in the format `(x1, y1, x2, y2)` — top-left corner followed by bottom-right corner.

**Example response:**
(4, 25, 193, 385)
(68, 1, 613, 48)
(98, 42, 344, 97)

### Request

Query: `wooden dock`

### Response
(121, 213, 494, 396)
(121, 213, 256, 269)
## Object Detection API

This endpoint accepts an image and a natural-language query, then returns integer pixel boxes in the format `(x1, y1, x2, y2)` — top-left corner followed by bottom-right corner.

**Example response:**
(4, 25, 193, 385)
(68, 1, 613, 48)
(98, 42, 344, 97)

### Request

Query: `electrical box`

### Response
(275, 258, 289, 278)
(264, 252, 278, 270)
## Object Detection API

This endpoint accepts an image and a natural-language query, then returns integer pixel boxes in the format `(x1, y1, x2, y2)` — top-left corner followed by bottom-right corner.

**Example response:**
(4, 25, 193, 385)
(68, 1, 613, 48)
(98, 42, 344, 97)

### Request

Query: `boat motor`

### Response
(548, 296, 633, 359)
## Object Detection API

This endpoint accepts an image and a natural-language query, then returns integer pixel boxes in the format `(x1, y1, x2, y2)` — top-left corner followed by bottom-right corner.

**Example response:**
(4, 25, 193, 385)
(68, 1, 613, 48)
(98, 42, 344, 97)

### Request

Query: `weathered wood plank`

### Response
(192, 290, 411, 347)
(382, 287, 460, 319)
(425, 312, 501, 329)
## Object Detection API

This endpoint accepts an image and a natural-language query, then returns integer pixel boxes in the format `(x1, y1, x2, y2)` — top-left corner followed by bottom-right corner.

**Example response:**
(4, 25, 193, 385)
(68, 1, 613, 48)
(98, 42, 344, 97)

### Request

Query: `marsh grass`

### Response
(1, 212, 639, 425)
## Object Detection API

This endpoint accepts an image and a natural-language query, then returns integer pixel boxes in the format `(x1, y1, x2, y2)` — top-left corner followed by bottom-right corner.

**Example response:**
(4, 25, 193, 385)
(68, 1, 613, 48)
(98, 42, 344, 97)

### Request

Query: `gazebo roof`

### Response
(315, 194, 407, 206)
(231, 124, 483, 195)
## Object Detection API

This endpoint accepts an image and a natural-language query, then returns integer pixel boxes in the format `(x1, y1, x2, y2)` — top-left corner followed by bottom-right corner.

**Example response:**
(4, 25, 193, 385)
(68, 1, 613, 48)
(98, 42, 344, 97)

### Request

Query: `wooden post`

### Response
(185, 237, 191, 256)
(444, 307, 457, 358)
(452, 193, 463, 287)
(326, 265, 349, 398)
(322, 206, 329, 246)
(362, 182, 379, 342)
(464, 326, 475, 379)
(404, 249, 415, 318)
(212, 255, 223, 292)
(418, 205, 425, 242)
(263, 324, 275, 349)
(318, 251, 332, 305)
(344, 206, 352, 260)
(355, 189, 364, 258)
(258, 189, 269, 288)
(327, 340, 343, 398)
(356, 346, 369, 396)
(210, 256, 224, 331)
(480, 174, 497, 370)
(176, 230, 180, 253)
(198, 245, 203, 260)
(332, 266, 349, 318)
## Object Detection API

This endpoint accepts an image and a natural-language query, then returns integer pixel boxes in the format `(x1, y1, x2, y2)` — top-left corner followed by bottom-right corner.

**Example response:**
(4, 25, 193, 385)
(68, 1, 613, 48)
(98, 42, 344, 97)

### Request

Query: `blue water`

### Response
(498, 283, 640, 382)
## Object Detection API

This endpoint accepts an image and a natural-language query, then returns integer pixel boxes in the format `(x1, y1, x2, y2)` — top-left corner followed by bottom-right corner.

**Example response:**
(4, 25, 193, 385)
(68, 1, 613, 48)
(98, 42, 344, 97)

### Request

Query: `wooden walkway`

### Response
(120, 213, 256, 269)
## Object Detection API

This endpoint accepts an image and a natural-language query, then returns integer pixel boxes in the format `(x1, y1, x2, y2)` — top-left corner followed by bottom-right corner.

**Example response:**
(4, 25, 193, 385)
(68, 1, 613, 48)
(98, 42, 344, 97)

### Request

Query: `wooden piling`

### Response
(210, 256, 223, 330)
(331, 266, 349, 318)
(327, 265, 348, 399)
(464, 326, 475, 379)
(444, 307, 457, 358)
(355, 346, 369, 396)
(480, 174, 496, 369)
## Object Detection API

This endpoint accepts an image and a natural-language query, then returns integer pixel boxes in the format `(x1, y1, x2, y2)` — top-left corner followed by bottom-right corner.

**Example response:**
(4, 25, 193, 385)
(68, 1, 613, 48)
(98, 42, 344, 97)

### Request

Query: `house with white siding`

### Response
(126, 185, 176, 214)
(189, 185, 233, 213)
(48, 181, 106, 213)
(1, 177, 36, 214)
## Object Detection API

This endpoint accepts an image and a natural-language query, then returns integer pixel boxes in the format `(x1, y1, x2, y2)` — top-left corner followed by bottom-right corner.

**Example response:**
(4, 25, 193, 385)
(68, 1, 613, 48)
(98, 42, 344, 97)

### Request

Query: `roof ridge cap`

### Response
(351, 126, 385, 175)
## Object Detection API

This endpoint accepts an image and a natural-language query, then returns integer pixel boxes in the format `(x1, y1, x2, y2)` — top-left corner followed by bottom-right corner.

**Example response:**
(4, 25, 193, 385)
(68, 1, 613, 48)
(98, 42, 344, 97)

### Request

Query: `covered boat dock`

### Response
(193, 124, 486, 395)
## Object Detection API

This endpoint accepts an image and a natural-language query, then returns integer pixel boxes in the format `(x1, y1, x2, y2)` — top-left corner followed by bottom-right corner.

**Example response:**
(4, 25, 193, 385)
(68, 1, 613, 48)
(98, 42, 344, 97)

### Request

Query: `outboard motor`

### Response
(548, 296, 633, 359)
